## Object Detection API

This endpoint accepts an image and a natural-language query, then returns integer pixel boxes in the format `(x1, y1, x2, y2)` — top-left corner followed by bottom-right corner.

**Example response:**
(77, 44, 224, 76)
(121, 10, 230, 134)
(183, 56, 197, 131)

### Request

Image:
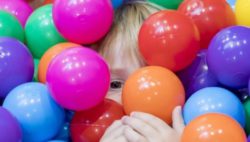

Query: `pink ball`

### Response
(52, 0, 114, 44)
(0, 0, 33, 27)
(46, 47, 110, 111)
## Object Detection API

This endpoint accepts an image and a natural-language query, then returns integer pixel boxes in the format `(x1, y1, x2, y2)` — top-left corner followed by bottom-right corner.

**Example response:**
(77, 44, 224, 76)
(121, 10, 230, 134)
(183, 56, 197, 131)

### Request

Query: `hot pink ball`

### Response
(0, 0, 33, 27)
(46, 47, 110, 111)
(52, 0, 114, 44)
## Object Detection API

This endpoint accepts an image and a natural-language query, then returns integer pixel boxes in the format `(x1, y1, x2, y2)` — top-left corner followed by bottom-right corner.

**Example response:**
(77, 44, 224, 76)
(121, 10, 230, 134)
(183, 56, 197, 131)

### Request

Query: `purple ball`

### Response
(0, 107, 22, 142)
(0, 37, 34, 98)
(248, 135, 250, 142)
(178, 50, 219, 99)
(208, 26, 250, 89)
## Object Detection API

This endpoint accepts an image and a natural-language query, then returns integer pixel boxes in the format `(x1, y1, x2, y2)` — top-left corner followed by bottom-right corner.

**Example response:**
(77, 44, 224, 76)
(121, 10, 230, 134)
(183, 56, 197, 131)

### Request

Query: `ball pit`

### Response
(1, 0, 250, 141)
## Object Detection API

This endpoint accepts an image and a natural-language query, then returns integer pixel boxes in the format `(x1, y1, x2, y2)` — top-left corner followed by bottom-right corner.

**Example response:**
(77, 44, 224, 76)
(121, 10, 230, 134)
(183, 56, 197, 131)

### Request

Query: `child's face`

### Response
(105, 59, 142, 104)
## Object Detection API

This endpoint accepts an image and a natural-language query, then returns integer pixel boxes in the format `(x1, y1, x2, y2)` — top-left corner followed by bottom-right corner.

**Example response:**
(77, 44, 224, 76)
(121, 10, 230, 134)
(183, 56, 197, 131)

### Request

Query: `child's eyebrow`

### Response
(110, 68, 130, 78)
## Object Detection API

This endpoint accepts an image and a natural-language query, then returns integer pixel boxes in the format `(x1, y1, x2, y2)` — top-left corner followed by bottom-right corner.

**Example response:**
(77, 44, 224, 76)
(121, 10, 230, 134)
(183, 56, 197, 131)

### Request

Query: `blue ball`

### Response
(227, 0, 236, 9)
(112, 0, 124, 9)
(3, 82, 65, 142)
(183, 87, 245, 127)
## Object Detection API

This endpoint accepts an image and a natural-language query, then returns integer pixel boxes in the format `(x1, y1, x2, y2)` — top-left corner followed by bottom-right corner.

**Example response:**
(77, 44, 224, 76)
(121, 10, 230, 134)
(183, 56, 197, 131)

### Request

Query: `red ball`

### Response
(70, 99, 125, 142)
(138, 10, 200, 72)
(178, 0, 236, 48)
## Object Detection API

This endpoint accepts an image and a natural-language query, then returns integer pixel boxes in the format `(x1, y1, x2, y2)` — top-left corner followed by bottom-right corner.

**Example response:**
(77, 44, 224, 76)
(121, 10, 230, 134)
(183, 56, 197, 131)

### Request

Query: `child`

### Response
(98, 1, 185, 142)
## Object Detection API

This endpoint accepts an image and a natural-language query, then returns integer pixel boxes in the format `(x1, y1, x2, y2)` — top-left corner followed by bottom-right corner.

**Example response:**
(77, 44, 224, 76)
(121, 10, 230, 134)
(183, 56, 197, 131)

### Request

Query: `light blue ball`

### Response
(3, 82, 65, 142)
(227, 0, 236, 9)
(183, 87, 245, 127)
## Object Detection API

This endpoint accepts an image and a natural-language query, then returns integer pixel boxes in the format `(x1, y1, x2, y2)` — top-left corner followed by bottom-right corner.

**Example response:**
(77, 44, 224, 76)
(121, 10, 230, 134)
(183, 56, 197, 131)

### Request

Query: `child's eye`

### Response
(110, 80, 124, 89)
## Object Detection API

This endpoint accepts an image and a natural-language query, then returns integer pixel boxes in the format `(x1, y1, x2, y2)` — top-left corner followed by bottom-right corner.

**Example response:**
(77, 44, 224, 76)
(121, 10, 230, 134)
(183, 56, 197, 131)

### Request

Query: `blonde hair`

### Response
(98, 1, 160, 73)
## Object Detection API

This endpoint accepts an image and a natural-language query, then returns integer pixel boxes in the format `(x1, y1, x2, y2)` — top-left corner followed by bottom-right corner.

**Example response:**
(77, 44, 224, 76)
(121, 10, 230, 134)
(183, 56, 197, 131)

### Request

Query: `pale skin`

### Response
(100, 65, 185, 142)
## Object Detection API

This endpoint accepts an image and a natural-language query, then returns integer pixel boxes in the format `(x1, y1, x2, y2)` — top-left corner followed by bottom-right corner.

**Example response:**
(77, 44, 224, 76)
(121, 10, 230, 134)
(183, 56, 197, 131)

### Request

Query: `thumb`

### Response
(172, 106, 185, 134)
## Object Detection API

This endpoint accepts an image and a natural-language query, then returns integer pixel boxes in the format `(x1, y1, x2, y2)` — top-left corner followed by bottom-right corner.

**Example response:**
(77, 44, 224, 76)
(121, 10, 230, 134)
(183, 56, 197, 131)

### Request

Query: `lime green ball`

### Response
(0, 11, 24, 42)
(244, 98, 250, 134)
(33, 58, 40, 82)
(25, 5, 66, 59)
(148, 0, 183, 9)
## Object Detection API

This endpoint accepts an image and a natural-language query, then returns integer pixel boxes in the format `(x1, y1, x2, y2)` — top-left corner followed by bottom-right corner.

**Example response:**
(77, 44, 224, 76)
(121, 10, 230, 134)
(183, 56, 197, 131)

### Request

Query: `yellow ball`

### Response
(235, 0, 250, 27)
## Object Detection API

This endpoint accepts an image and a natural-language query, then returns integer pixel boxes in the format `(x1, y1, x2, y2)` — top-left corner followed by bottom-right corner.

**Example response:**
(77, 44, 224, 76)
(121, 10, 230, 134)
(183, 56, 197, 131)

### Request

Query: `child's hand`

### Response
(122, 106, 184, 142)
(100, 120, 128, 142)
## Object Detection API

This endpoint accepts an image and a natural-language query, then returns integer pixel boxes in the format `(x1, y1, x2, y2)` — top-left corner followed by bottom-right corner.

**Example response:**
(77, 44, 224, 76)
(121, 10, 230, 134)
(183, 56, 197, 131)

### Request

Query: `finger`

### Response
(172, 106, 185, 134)
(114, 136, 128, 142)
(103, 120, 122, 136)
(130, 112, 171, 133)
(124, 127, 146, 142)
(101, 123, 127, 142)
(122, 116, 158, 139)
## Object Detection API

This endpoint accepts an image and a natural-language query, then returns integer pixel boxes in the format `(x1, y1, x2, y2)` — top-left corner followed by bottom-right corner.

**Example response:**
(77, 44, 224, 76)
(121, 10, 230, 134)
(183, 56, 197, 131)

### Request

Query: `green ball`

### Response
(25, 5, 66, 59)
(0, 11, 24, 42)
(148, 0, 183, 9)
(244, 98, 250, 134)
(33, 58, 40, 82)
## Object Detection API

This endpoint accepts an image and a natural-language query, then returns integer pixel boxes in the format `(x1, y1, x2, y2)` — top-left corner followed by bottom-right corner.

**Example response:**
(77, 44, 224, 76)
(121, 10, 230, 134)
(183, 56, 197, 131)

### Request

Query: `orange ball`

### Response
(181, 113, 247, 142)
(122, 66, 185, 124)
(38, 42, 79, 83)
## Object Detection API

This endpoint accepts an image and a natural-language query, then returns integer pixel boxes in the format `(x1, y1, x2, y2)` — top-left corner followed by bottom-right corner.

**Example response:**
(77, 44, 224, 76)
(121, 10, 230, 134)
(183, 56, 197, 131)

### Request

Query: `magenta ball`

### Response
(46, 47, 110, 111)
(52, 0, 113, 44)
(0, 0, 33, 27)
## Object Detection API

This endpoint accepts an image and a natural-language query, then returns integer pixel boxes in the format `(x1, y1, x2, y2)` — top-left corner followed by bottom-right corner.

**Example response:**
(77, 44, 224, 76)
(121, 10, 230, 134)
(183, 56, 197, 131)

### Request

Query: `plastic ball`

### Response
(47, 47, 110, 111)
(181, 113, 247, 142)
(38, 42, 79, 83)
(0, 107, 22, 142)
(235, 0, 250, 27)
(25, 4, 66, 58)
(33, 58, 40, 82)
(244, 98, 250, 134)
(112, 0, 124, 9)
(70, 99, 125, 142)
(148, 0, 183, 9)
(207, 26, 250, 88)
(138, 10, 200, 71)
(52, 0, 114, 44)
(0, 37, 34, 98)
(122, 66, 185, 124)
(178, 0, 236, 48)
(3, 82, 65, 142)
(43, 0, 54, 5)
(227, 0, 236, 9)
(0, 11, 24, 42)
(183, 87, 245, 127)
(178, 50, 219, 99)
(0, 0, 33, 27)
